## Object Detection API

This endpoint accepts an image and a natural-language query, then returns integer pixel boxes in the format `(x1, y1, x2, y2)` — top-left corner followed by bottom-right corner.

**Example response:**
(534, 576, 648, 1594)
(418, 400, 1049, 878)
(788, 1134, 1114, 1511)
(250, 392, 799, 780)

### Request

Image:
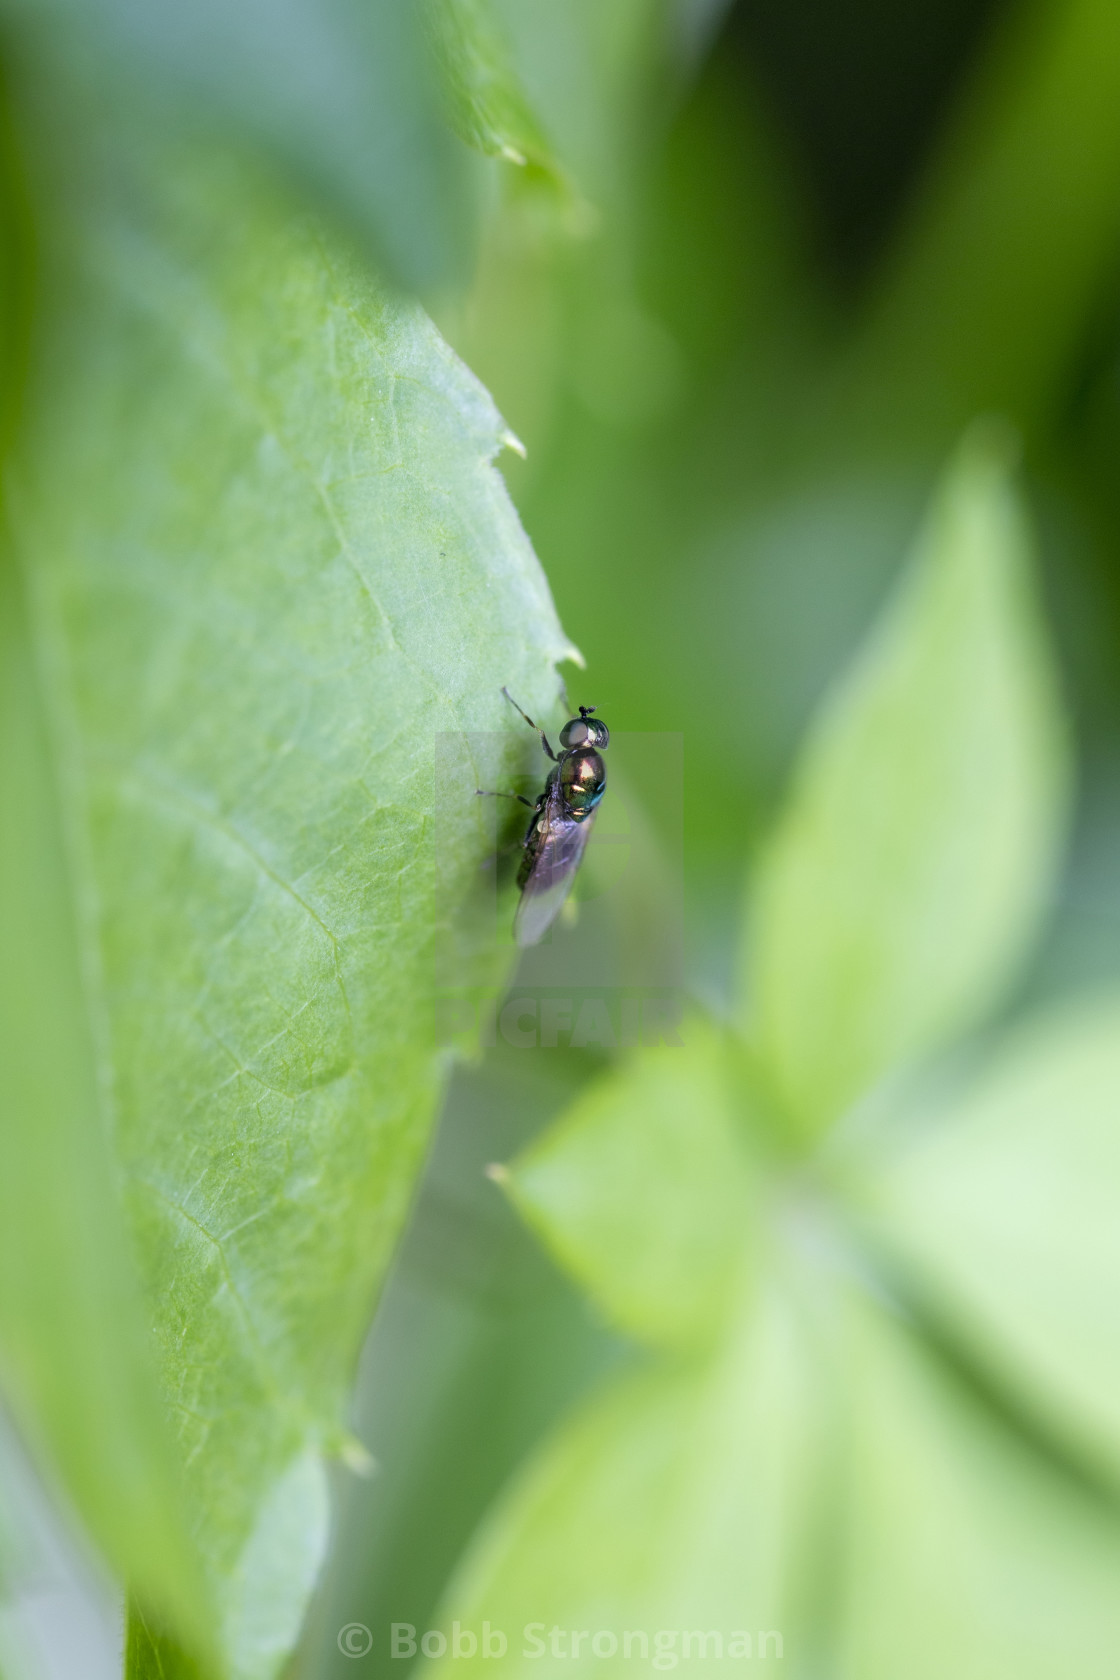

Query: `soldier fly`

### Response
(476, 687, 609, 946)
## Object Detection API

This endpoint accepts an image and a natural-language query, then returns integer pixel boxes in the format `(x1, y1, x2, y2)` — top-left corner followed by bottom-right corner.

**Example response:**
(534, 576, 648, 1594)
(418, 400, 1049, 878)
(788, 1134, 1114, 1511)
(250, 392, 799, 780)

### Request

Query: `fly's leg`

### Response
(476, 788, 539, 873)
(475, 789, 535, 808)
(500, 686, 558, 762)
(479, 835, 533, 869)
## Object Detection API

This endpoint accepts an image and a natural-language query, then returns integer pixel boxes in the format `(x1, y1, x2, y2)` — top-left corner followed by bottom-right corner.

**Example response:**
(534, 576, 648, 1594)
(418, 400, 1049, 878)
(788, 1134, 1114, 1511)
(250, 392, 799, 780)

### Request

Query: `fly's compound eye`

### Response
(587, 719, 609, 749)
(560, 718, 591, 749)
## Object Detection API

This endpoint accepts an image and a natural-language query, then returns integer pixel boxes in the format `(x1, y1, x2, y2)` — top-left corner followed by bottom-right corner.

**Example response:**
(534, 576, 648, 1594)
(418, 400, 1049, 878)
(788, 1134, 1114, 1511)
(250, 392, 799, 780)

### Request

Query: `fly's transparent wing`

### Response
(513, 791, 595, 947)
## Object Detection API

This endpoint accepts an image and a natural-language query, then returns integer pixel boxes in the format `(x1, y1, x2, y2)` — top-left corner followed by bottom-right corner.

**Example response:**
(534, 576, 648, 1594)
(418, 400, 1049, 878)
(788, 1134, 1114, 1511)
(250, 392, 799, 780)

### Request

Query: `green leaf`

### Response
(857, 992, 1120, 1489)
(483, 0, 663, 205)
(7, 115, 574, 1677)
(0, 555, 208, 1652)
(836, 1300, 1120, 1680)
(748, 426, 1068, 1144)
(502, 1026, 759, 1349)
(5, 0, 467, 290)
(427, 1270, 826, 1677)
(427, 0, 565, 185)
(127, 1605, 209, 1680)
(435, 1029, 1120, 1679)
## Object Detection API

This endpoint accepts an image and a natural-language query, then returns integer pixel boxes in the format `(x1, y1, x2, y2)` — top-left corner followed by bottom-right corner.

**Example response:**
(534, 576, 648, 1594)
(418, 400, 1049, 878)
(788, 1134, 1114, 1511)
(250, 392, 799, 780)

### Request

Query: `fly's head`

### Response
(559, 704, 609, 752)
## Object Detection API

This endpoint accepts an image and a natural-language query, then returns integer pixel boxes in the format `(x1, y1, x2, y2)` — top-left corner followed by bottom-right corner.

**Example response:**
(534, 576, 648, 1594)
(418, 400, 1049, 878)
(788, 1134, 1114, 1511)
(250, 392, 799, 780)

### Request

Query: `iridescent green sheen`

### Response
(559, 748, 606, 817)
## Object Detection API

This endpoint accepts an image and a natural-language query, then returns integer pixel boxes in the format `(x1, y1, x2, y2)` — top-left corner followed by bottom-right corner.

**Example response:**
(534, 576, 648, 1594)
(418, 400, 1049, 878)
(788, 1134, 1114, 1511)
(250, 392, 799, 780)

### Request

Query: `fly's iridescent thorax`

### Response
(559, 747, 606, 818)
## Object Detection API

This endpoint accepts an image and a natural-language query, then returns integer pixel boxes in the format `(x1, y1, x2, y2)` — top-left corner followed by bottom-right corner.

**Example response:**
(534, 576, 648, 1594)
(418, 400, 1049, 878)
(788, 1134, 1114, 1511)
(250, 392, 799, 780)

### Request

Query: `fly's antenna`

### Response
(579, 705, 597, 718)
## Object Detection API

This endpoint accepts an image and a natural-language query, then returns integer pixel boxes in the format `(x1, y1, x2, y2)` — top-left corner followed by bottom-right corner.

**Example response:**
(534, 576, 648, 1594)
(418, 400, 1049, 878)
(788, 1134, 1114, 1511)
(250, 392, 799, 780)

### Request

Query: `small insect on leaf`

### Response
(476, 688, 609, 946)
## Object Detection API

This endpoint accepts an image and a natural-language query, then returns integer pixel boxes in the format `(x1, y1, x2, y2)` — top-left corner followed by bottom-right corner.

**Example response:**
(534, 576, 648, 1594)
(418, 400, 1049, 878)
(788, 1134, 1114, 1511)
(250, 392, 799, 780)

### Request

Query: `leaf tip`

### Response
(958, 413, 1021, 478)
(500, 428, 527, 459)
(336, 1434, 377, 1477)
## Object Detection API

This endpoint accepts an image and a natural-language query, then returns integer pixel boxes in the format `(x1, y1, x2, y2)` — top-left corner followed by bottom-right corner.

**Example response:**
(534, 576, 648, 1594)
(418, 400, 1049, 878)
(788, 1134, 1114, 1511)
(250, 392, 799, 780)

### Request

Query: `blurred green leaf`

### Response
(3, 0, 468, 290)
(428, 1268, 825, 1677)
(836, 1300, 1120, 1680)
(504, 1027, 759, 1349)
(427, 0, 565, 185)
(8, 109, 574, 1677)
(854, 0, 1120, 439)
(748, 426, 1068, 1144)
(485, 0, 664, 205)
(859, 992, 1120, 1488)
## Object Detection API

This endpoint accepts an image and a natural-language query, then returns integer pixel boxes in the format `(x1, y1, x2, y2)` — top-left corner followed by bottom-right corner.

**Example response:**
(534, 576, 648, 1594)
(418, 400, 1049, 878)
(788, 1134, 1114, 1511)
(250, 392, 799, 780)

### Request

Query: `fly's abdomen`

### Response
(517, 821, 542, 889)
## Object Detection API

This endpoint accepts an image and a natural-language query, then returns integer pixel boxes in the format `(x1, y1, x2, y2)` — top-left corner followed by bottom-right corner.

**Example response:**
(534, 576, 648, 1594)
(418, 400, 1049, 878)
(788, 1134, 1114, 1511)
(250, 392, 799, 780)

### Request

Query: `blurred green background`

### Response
(4, 0, 1120, 1675)
(305, 0, 1120, 1673)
